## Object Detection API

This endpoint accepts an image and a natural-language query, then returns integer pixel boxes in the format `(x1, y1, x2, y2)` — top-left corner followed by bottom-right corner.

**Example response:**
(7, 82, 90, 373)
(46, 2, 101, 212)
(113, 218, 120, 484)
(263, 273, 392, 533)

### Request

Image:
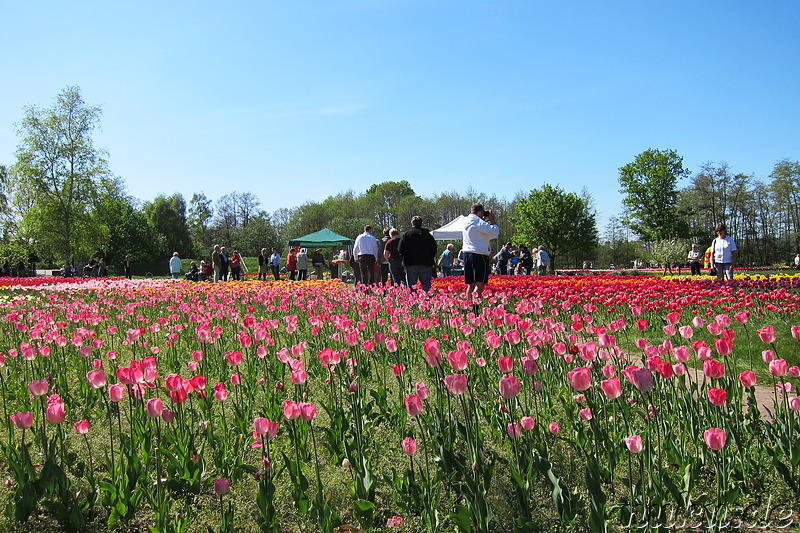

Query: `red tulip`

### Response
(703, 428, 727, 450)
(739, 371, 757, 388)
(708, 388, 727, 406)
(703, 360, 725, 379)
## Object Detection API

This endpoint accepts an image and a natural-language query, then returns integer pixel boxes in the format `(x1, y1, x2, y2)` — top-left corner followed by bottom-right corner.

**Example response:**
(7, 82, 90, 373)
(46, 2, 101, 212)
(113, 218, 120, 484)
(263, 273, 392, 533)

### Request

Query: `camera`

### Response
(483, 209, 493, 219)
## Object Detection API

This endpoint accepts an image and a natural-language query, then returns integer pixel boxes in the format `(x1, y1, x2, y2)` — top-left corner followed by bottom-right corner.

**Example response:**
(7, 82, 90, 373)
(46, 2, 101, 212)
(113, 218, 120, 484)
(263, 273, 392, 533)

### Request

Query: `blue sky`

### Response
(1, 1, 798, 230)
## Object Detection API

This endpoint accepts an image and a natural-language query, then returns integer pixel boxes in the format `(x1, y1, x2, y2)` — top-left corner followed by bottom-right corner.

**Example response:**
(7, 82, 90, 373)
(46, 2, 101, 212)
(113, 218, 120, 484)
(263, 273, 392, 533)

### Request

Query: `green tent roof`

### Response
(288, 228, 354, 248)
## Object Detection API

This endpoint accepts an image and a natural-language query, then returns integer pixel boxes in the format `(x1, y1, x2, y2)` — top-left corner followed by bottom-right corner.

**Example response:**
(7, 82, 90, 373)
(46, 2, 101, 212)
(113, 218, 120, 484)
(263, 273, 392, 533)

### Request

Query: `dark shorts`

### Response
(464, 252, 490, 284)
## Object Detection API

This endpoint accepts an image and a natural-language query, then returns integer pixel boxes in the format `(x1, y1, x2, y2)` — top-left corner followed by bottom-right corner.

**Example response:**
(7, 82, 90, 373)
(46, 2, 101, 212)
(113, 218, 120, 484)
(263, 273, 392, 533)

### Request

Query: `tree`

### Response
(144, 194, 192, 256)
(513, 184, 597, 270)
(363, 181, 417, 230)
(647, 238, 688, 275)
(11, 86, 111, 261)
(769, 159, 800, 254)
(188, 193, 214, 253)
(618, 148, 690, 241)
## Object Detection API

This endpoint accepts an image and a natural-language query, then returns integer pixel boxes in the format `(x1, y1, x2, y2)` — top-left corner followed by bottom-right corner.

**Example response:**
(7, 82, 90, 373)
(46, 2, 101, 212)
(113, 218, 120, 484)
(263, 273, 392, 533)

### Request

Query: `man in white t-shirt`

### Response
(709, 223, 737, 281)
(462, 203, 499, 307)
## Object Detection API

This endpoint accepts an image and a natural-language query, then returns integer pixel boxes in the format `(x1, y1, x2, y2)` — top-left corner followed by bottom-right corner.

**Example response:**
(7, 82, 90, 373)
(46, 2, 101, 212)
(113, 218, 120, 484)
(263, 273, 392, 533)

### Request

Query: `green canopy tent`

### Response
(288, 228, 354, 248)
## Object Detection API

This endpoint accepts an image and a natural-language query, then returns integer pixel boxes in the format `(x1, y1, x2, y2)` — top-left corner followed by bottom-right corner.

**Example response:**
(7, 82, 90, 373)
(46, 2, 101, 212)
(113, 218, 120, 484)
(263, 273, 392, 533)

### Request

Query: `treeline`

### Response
(1, 87, 798, 273)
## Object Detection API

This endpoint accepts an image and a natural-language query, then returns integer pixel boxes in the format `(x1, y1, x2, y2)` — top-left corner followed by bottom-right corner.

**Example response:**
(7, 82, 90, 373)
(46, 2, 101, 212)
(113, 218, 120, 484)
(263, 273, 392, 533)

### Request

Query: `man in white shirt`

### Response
(536, 246, 550, 275)
(353, 225, 379, 286)
(709, 223, 737, 281)
(462, 203, 499, 306)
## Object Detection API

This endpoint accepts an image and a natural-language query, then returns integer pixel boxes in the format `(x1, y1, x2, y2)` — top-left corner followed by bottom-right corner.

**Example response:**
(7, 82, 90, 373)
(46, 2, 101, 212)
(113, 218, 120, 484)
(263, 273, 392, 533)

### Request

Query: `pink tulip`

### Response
(506, 423, 522, 438)
(769, 359, 789, 377)
(692, 316, 705, 328)
(282, 400, 300, 420)
(566, 366, 592, 391)
(299, 402, 317, 421)
(146, 398, 163, 418)
(662, 324, 676, 337)
(790, 366, 800, 378)
(636, 320, 648, 331)
(10, 412, 34, 429)
(732, 310, 748, 324)
(521, 416, 535, 431)
(28, 379, 49, 397)
(757, 325, 776, 344)
(401, 437, 418, 455)
(548, 422, 560, 435)
(715, 314, 731, 327)
(678, 326, 694, 339)
(792, 326, 800, 340)
(707, 322, 723, 336)
(404, 394, 424, 416)
(423, 338, 442, 367)
(579, 408, 593, 421)
(624, 435, 643, 453)
(703, 360, 725, 379)
(657, 361, 675, 379)
(74, 420, 90, 434)
(86, 369, 107, 389)
(703, 428, 727, 450)
(672, 346, 690, 363)
(415, 381, 430, 400)
(788, 397, 800, 410)
(162, 409, 175, 423)
(673, 363, 686, 376)
(762, 349, 775, 364)
(621, 365, 654, 392)
(713, 337, 733, 356)
(521, 356, 538, 376)
(601, 364, 616, 378)
(446, 349, 469, 371)
(739, 371, 757, 388)
(497, 356, 513, 373)
(213, 478, 230, 495)
(708, 388, 727, 406)
(552, 342, 567, 355)
(600, 377, 622, 399)
(109, 383, 126, 402)
(46, 395, 66, 424)
(214, 383, 229, 401)
(499, 374, 521, 399)
(443, 374, 468, 395)
(165, 373, 183, 391)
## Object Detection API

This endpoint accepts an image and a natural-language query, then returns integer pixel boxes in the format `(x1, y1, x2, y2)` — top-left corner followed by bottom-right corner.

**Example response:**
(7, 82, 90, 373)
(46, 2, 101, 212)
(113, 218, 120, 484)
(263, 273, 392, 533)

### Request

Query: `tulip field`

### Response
(1, 274, 799, 532)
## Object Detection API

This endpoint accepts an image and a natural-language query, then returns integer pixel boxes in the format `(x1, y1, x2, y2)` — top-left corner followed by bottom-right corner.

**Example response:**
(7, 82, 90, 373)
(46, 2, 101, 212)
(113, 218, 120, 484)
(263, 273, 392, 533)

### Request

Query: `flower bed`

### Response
(0, 276, 798, 532)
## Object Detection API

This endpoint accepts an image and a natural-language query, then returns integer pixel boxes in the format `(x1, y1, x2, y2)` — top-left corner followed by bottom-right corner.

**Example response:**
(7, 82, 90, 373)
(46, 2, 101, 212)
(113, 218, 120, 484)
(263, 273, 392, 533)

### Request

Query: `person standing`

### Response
(794, 253, 800, 269)
(710, 223, 737, 281)
(230, 251, 242, 280)
(462, 203, 499, 307)
(286, 247, 298, 280)
(296, 248, 308, 280)
(311, 249, 326, 280)
(536, 246, 550, 275)
(378, 227, 391, 284)
(269, 248, 281, 280)
(439, 243, 455, 277)
(211, 245, 222, 282)
(97, 257, 107, 277)
(169, 252, 182, 279)
(353, 225, 379, 286)
(495, 243, 513, 275)
(219, 247, 230, 281)
(398, 216, 438, 292)
(519, 245, 533, 275)
(384, 228, 405, 285)
(687, 244, 702, 276)
(257, 248, 269, 280)
(123, 255, 133, 279)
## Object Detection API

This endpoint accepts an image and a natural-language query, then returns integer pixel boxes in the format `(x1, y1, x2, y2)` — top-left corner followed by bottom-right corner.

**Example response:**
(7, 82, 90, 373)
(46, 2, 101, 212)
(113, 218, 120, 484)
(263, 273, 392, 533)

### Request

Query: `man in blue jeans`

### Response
(398, 216, 438, 292)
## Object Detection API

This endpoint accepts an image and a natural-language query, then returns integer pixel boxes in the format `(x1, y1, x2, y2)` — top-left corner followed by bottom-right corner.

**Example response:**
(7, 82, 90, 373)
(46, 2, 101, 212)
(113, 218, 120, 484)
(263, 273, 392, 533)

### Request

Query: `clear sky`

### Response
(1, 1, 798, 230)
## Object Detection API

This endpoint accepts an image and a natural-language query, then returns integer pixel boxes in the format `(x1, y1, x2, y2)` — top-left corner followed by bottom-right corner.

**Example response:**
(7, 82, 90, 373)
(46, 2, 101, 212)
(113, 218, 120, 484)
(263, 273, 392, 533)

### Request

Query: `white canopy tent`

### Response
(431, 215, 468, 240)
(432, 214, 502, 242)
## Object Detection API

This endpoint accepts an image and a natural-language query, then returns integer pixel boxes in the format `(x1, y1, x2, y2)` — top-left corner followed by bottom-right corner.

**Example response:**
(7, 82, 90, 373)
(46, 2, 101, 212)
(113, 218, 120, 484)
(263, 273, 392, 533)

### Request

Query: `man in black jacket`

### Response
(398, 216, 438, 292)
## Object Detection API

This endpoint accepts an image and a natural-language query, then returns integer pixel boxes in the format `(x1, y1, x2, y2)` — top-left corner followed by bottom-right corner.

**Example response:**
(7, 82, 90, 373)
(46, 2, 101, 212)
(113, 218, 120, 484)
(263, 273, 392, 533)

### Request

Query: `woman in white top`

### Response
(709, 223, 737, 281)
